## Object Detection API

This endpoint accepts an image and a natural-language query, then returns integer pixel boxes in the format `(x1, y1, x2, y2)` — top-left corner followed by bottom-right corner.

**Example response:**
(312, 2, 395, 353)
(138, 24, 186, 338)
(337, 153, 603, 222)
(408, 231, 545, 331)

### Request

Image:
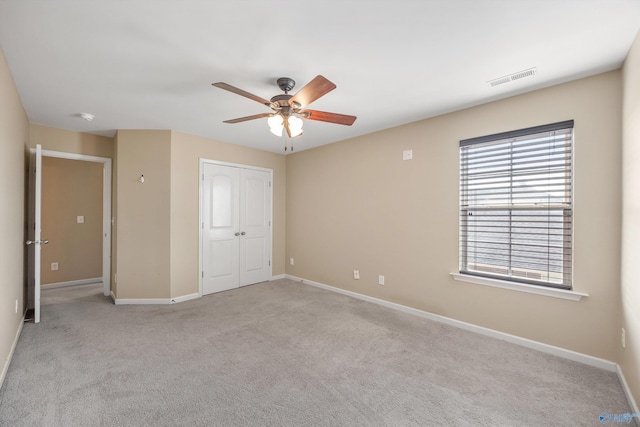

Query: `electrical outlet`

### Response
(77, 215, 85, 224)
(290, 258, 294, 266)
(403, 150, 413, 160)
(353, 270, 360, 279)
(51, 262, 59, 271)
(378, 275, 385, 285)
(622, 328, 626, 348)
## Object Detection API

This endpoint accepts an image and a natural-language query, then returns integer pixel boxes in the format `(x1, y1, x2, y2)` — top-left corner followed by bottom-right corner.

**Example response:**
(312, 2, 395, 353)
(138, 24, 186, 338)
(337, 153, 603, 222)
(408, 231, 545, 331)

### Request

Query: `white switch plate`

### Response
(290, 257, 294, 266)
(353, 270, 360, 279)
(378, 275, 385, 285)
(403, 150, 413, 160)
(51, 262, 59, 271)
(622, 328, 626, 348)
(77, 215, 85, 224)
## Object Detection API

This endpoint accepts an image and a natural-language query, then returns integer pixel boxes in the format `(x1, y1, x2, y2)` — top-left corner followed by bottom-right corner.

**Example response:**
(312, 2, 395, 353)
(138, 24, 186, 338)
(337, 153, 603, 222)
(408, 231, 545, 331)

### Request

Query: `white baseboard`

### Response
(113, 297, 172, 305)
(286, 274, 617, 373)
(1, 313, 25, 390)
(617, 364, 640, 414)
(111, 292, 200, 305)
(42, 277, 103, 290)
(170, 293, 200, 304)
(110, 277, 287, 305)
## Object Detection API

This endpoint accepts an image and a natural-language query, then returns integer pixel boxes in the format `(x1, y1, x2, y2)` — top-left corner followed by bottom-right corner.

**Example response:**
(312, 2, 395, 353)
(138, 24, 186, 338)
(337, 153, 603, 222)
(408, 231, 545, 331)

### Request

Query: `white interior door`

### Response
(202, 164, 240, 294)
(202, 162, 271, 295)
(239, 168, 271, 286)
(27, 144, 45, 323)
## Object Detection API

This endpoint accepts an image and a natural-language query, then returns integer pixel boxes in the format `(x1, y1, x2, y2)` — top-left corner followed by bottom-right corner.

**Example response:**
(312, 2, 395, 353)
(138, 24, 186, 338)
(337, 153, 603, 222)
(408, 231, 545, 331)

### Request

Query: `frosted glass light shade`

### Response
(267, 115, 283, 136)
(288, 115, 303, 137)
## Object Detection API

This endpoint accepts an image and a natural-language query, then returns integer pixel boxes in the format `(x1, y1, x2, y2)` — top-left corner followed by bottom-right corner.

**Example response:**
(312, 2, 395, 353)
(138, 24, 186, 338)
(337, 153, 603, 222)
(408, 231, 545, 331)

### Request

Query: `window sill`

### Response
(450, 273, 588, 301)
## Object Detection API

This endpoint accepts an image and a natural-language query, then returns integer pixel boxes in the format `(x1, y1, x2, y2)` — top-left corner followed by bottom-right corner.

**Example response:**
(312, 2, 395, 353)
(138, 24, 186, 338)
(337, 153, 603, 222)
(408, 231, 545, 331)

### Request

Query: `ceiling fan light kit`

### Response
(212, 75, 356, 150)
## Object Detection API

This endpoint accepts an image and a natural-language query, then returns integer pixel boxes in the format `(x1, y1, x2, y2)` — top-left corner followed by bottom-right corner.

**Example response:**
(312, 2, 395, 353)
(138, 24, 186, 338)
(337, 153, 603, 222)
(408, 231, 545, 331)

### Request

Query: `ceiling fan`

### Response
(212, 75, 357, 142)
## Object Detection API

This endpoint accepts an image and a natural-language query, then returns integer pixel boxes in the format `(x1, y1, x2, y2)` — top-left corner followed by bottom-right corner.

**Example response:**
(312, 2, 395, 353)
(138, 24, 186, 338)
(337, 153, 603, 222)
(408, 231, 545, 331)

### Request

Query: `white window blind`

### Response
(459, 120, 573, 289)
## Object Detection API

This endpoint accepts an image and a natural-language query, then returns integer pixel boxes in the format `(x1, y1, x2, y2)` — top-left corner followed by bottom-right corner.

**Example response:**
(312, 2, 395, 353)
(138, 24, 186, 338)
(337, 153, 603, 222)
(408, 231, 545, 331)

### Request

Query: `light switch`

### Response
(77, 216, 84, 224)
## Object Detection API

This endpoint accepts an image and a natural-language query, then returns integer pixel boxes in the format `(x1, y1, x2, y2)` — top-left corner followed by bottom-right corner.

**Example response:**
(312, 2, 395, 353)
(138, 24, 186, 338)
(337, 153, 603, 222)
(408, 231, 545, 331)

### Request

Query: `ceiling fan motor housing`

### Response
(270, 93, 293, 106)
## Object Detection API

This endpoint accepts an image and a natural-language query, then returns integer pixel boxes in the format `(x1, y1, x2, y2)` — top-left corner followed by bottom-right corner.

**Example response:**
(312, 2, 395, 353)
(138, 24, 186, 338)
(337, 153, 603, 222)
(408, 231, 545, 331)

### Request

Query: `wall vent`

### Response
(488, 67, 537, 87)
(489, 77, 511, 87)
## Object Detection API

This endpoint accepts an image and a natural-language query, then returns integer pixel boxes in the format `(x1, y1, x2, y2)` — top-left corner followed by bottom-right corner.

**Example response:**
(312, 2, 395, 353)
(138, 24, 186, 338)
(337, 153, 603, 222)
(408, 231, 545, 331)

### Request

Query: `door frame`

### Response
(26, 145, 42, 322)
(198, 158, 273, 297)
(40, 150, 112, 297)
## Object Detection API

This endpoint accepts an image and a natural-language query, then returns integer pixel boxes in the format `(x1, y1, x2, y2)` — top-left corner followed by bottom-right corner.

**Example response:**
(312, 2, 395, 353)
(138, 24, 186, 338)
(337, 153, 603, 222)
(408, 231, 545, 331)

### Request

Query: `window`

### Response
(459, 120, 573, 290)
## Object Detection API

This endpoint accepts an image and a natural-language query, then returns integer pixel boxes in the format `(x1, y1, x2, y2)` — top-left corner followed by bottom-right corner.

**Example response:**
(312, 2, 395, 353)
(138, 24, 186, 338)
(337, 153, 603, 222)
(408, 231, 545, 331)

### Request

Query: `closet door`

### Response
(239, 168, 271, 286)
(202, 163, 272, 295)
(202, 164, 240, 294)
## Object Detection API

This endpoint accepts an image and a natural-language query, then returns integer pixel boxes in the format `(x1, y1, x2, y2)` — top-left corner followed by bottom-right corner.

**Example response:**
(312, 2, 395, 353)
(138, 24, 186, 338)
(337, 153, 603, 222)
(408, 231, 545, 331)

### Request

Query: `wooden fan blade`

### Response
(212, 82, 271, 106)
(223, 113, 272, 124)
(289, 75, 336, 109)
(302, 110, 357, 126)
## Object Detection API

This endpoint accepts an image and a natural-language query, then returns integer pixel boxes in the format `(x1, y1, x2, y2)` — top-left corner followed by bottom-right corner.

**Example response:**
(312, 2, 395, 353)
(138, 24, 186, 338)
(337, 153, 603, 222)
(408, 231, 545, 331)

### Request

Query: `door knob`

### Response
(234, 232, 240, 236)
(26, 239, 49, 245)
(241, 232, 246, 236)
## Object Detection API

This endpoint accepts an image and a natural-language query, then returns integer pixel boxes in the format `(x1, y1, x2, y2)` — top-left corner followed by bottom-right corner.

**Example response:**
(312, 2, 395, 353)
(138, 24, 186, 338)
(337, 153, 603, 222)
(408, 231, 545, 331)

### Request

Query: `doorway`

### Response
(199, 160, 272, 295)
(27, 146, 112, 322)
(41, 157, 103, 288)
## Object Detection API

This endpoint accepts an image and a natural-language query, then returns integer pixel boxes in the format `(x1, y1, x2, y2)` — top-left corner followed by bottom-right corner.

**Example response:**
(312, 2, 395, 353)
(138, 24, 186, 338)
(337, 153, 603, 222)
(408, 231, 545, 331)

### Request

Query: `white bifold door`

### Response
(202, 163, 272, 295)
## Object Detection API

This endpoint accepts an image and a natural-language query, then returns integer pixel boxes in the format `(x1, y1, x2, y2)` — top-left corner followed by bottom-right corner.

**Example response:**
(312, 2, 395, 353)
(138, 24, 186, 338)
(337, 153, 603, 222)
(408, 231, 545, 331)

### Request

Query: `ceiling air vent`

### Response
(488, 67, 537, 87)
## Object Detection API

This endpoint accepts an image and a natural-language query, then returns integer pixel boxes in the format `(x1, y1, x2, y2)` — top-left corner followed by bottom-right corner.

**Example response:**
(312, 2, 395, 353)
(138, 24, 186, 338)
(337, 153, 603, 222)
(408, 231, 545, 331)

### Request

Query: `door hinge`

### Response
(202, 271, 204, 278)
(202, 173, 205, 181)
(269, 260, 271, 266)
(269, 181, 272, 187)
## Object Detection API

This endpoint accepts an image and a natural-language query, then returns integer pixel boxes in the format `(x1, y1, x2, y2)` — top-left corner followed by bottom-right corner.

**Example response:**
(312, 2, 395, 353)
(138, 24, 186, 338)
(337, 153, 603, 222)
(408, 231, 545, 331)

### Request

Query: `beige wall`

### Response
(621, 29, 640, 408)
(29, 125, 114, 158)
(41, 157, 103, 285)
(0, 46, 29, 382)
(286, 71, 622, 362)
(169, 131, 286, 298)
(113, 130, 286, 300)
(115, 130, 171, 299)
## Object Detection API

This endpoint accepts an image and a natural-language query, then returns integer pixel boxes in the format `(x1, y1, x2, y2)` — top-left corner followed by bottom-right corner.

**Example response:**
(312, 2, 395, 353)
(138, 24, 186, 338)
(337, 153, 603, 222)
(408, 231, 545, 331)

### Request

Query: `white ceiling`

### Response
(1, 1, 639, 154)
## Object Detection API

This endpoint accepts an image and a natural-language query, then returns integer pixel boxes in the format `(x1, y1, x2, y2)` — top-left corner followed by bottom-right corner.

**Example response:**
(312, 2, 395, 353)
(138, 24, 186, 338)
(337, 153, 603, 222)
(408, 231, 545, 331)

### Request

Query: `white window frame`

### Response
(457, 120, 578, 295)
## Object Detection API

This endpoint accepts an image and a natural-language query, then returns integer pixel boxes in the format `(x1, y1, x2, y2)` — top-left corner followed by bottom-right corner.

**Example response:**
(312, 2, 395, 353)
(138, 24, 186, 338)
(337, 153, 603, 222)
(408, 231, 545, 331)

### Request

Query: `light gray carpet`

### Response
(0, 279, 632, 426)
